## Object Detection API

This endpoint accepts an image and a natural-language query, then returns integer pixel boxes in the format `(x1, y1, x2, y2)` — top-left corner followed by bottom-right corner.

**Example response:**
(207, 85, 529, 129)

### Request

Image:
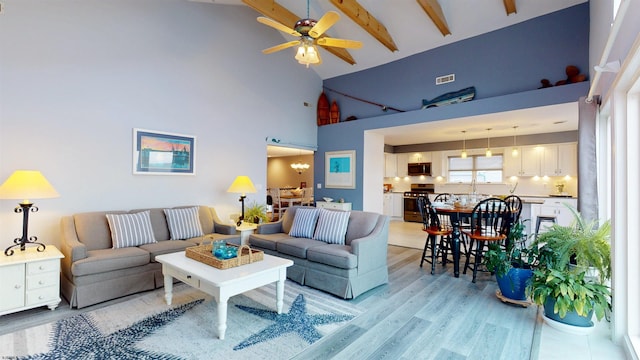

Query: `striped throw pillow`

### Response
(106, 211, 157, 249)
(289, 208, 320, 238)
(164, 207, 204, 240)
(313, 208, 350, 245)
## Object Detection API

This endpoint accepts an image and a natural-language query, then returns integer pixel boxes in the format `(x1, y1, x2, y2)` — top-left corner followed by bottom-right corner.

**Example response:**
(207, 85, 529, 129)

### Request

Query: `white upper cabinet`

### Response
(430, 151, 444, 177)
(407, 152, 430, 163)
(384, 153, 397, 178)
(542, 143, 577, 177)
(504, 146, 543, 177)
(396, 153, 409, 177)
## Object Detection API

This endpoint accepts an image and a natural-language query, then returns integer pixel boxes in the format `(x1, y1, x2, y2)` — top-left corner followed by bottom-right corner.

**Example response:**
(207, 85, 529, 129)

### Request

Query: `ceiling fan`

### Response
(256, 9, 362, 67)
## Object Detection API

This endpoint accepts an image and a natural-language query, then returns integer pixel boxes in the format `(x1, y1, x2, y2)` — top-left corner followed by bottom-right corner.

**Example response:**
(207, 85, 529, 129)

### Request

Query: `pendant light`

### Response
(485, 128, 492, 158)
(460, 130, 468, 158)
(511, 126, 519, 157)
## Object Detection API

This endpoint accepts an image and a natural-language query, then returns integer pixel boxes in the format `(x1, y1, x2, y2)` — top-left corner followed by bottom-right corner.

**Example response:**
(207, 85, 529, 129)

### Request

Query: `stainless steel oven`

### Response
(403, 184, 435, 222)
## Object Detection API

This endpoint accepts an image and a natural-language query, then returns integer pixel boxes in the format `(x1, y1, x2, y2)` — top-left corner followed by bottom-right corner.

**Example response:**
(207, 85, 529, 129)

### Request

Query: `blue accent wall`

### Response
(315, 3, 590, 210)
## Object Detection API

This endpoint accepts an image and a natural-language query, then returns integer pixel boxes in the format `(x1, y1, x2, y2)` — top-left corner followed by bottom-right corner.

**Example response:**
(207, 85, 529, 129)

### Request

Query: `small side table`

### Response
(0, 245, 64, 316)
(236, 222, 258, 245)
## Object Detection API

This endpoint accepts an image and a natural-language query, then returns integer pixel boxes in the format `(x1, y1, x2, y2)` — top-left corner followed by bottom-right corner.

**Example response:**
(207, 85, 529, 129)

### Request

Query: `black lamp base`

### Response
(236, 195, 247, 227)
(4, 203, 46, 256)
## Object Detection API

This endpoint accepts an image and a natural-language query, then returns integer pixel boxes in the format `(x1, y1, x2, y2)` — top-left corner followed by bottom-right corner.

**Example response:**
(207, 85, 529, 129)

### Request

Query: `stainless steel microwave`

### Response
(407, 162, 432, 176)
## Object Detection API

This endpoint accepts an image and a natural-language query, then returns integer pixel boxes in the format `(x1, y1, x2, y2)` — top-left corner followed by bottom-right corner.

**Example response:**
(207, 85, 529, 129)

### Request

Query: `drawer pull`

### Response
(39, 280, 45, 285)
(187, 275, 192, 279)
(14, 285, 21, 289)
(39, 295, 44, 300)
(39, 266, 45, 270)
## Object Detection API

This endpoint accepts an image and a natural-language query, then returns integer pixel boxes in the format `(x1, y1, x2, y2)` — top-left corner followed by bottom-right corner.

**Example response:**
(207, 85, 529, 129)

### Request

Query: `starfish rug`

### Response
(0, 280, 362, 360)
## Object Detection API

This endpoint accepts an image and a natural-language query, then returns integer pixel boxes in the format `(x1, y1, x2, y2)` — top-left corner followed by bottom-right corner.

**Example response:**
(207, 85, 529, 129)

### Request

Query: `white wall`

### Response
(0, 0, 321, 249)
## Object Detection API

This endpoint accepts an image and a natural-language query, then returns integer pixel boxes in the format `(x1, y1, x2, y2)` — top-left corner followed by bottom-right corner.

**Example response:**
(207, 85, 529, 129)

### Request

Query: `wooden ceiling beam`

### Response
(503, 0, 517, 15)
(241, 0, 356, 65)
(329, 0, 398, 52)
(416, 0, 451, 36)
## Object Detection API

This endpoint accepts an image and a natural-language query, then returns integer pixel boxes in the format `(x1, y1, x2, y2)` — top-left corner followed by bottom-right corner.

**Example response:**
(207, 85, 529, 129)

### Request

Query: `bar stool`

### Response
(535, 215, 557, 238)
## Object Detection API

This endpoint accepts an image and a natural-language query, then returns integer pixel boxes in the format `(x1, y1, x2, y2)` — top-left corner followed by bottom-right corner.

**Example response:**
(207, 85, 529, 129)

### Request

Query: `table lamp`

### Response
(0, 170, 60, 256)
(227, 175, 256, 226)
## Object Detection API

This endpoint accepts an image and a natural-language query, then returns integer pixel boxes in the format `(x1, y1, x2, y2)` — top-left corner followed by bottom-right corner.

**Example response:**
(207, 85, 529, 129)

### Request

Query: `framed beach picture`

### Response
(325, 150, 356, 189)
(133, 129, 196, 175)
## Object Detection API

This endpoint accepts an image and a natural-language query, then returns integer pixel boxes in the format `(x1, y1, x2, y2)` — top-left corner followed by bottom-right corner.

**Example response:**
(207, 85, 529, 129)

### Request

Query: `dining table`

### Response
(279, 194, 304, 206)
(433, 204, 475, 278)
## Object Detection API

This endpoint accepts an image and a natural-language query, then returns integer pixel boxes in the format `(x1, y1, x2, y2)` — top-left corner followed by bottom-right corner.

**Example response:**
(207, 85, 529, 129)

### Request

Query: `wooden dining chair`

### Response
(270, 188, 289, 221)
(462, 198, 513, 283)
(434, 193, 453, 202)
(418, 196, 453, 275)
(504, 195, 523, 223)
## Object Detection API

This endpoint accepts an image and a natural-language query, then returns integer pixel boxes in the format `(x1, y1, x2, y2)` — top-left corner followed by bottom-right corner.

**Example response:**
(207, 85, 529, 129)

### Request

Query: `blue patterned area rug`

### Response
(1, 281, 362, 359)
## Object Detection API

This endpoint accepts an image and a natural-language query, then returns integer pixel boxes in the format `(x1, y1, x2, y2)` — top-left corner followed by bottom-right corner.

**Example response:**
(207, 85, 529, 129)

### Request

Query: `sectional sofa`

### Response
(248, 206, 390, 299)
(59, 205, 240, 308)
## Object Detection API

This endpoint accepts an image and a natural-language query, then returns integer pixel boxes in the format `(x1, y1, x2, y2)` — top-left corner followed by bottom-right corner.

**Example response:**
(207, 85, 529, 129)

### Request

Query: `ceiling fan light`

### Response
(295, 42, 320, 67)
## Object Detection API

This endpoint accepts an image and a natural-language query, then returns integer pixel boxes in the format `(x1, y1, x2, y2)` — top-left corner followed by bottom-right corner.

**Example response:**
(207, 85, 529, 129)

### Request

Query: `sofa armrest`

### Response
(60, 216, 88, 265)
(209, 207, 237, 235)
(350, 215, 390, 274)
(256, 220, 284, 234)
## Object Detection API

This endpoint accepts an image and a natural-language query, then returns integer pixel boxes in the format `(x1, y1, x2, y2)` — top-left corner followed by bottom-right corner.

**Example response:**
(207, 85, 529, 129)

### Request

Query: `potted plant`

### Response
(484, 219, 537, 301)
(243, 201, 269, 224)
(527, 205, 611, 329)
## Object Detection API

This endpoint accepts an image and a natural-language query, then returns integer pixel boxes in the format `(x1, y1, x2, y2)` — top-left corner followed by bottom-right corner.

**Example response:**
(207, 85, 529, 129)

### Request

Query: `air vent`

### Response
(436, 74, 455, 85)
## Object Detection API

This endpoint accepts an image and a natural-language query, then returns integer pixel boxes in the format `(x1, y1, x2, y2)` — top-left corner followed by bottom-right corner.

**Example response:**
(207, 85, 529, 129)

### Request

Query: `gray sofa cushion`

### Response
(276, 237, 326, 259)
(345, 211, 380, 244)
(71, 247, 150, 276)
(139, 240, 194, 262)
(74, 211, 126, 251)
(307, 244, 357, 269)
(249, 233, 292, 251)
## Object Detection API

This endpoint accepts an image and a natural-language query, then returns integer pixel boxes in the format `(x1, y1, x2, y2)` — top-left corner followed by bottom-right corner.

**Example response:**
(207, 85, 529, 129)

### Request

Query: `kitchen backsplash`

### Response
(384, 176, 577, 197)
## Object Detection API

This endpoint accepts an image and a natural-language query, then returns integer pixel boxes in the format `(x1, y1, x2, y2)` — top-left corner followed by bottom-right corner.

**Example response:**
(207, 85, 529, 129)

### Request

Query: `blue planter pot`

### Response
(496, 267, 533, 300)
(543, 298, 594, 327)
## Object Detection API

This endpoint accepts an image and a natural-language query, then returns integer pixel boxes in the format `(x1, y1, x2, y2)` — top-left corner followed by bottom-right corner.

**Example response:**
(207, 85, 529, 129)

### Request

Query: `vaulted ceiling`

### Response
(198, 0, 587, 79)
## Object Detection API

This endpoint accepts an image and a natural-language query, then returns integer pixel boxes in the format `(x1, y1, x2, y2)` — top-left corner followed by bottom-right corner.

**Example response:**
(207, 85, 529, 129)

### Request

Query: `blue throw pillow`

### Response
(289, 208, 320, 238)
(313, 208, 350, 245)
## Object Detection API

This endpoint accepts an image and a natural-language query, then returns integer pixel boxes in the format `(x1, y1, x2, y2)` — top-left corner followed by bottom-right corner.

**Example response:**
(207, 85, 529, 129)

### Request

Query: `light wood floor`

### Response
(0, 221, 624, 360)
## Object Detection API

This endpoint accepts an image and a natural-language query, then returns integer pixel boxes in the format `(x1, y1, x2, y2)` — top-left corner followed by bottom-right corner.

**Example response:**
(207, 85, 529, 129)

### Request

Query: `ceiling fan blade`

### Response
(257, 17, 301, 37)
(308, 11, 340, 38)
(317, 37, 363, 49)
(262, 40, 300, 54)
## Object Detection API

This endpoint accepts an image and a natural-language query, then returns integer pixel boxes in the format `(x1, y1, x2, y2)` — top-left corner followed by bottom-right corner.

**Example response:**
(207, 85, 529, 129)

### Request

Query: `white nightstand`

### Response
(236, 222, 258, 245)
(0, 245, 64, 316)
(316, 201, 352, 211)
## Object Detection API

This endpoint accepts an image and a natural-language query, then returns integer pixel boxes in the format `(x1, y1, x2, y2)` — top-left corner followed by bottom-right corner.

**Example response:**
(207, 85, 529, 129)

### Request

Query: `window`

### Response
(448, 155, 503, 183)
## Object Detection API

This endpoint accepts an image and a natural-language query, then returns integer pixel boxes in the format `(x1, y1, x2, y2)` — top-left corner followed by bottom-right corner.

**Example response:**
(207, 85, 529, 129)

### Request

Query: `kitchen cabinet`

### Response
(383, 193, 393, 215)
(384, 153, 397, 178)
(383, 193, 404, 218)
(407, 152, 430, 163)
(396, 153, 408, 177)
(504, 146, 542, 177)
(0, 246, 64, 316)
(541, 143, 577, 177)
(430, 151, 444, 177)
(392, 193, 403, 217)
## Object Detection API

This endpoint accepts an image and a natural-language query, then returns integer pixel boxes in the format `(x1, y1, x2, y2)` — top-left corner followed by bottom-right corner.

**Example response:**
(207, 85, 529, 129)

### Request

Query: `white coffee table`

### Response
(156, 251, 293, 340)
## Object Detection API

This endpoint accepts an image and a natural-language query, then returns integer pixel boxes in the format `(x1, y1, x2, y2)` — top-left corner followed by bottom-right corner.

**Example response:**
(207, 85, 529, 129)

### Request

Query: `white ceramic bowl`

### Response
(323, 197, 334, 202)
